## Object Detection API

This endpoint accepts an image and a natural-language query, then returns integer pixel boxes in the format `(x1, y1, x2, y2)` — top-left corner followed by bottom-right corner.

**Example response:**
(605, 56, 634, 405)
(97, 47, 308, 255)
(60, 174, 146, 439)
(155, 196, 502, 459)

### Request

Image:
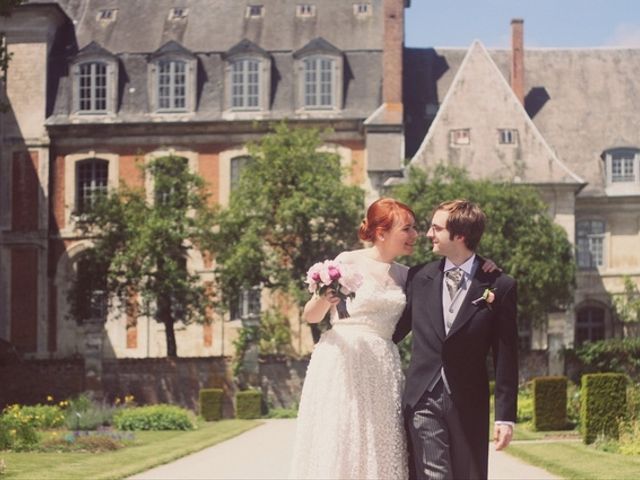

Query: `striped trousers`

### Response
(405, 380, 486, 480)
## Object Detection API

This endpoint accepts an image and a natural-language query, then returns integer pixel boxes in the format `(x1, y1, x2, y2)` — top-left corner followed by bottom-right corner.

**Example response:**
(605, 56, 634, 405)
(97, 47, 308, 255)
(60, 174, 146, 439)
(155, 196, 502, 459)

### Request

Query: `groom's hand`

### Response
(493, 424, 513, 450)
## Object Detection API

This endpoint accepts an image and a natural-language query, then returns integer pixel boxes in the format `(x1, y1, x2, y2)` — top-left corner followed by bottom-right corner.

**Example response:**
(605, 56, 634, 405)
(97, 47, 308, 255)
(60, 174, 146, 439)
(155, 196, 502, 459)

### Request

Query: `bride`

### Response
(289, 198, 417, 479)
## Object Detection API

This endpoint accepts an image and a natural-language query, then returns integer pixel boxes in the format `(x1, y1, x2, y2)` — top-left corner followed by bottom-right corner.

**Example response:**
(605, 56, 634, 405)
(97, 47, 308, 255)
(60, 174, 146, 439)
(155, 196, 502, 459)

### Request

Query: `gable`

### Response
(409, 41, 583, 187)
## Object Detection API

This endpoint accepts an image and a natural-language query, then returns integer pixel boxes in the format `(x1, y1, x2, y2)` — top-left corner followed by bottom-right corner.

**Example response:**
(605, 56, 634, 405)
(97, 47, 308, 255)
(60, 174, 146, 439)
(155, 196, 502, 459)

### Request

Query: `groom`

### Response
(393, 200, 518, 480)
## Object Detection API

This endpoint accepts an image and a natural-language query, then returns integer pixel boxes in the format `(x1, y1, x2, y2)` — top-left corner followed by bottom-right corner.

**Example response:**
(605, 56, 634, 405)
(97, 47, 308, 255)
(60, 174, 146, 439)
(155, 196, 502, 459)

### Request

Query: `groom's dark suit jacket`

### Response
(393, 256, 518, 476)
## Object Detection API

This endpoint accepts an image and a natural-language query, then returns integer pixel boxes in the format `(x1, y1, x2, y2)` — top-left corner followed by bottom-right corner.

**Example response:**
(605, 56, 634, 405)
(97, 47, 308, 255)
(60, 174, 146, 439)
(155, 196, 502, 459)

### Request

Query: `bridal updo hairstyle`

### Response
(359, 198, 415, 243)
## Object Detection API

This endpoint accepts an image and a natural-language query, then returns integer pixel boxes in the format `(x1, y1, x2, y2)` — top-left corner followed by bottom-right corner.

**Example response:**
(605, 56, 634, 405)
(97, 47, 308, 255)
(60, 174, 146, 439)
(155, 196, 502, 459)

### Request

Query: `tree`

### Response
(611, 275, 640, 336)
(0, 0, 23, 111)
(393, 165, 576, 334)
(69, 155, 217, 357)
(212, 123, 364, 343)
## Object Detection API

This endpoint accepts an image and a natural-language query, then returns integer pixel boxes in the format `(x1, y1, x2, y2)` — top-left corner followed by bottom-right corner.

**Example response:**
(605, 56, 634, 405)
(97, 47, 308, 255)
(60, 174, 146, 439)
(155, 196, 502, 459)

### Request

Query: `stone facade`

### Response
(404, 21, 640, 363)
(0, 0, 409, 361)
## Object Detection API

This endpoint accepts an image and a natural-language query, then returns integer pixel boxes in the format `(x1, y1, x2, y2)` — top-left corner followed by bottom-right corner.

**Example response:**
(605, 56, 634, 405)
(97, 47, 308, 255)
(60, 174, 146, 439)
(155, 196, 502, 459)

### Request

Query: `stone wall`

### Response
(1, 351, 554, 415)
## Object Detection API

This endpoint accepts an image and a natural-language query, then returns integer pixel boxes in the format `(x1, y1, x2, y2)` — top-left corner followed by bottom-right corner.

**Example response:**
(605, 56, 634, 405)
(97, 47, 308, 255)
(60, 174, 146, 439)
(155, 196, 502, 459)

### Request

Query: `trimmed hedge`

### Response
(580, 373, 627, 444)
(236, 390, 262, 419)
(199, 388, 224, 421)
(113, 404, 196, 431)
(532, 376, 567, 431)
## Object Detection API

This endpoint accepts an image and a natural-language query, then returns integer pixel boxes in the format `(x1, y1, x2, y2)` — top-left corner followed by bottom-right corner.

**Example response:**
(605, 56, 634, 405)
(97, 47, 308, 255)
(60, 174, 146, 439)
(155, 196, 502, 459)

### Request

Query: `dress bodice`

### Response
(330, 251, 407, 340)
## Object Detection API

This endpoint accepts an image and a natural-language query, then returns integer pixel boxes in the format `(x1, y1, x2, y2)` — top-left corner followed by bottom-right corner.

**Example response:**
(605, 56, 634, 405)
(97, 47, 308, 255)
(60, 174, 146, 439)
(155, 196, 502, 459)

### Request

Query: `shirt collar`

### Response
(444, 254, 476, 277)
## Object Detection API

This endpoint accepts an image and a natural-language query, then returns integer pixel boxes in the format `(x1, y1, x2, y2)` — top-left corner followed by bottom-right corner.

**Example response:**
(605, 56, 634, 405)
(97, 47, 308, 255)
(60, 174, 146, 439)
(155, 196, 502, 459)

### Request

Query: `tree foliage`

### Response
(393, 165, 576, 329)
(211, 123, 364, 340)
(69, 155, 217, 357)
(612, 276, 640, 324)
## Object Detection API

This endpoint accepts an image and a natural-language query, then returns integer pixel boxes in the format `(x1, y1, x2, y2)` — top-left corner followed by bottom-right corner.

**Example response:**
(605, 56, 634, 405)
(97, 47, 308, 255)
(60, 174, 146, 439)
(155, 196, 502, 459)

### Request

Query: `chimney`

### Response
(382, 0, 404, 107)
(510, 18, 524, 105)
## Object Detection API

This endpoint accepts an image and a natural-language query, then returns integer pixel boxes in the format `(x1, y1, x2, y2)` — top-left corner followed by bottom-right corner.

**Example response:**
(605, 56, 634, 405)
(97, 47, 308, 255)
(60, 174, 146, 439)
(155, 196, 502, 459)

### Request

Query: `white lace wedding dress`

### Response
(289, 251, 409, 480)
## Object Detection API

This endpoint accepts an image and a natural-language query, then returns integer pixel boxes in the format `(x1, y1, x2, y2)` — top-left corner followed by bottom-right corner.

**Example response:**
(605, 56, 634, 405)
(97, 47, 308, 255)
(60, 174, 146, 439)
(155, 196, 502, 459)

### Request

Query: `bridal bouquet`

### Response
(305, 260, 363, 301)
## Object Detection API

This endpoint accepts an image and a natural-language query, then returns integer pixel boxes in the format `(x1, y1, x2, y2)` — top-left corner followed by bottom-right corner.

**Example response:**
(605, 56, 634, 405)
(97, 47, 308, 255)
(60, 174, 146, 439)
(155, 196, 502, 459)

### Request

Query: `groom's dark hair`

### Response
(433, 199, 486, 251)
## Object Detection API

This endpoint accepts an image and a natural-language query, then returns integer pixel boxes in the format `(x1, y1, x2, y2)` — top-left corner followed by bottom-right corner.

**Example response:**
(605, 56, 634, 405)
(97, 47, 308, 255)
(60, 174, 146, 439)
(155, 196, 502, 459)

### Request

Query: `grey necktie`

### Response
(445, 268, 463, 299)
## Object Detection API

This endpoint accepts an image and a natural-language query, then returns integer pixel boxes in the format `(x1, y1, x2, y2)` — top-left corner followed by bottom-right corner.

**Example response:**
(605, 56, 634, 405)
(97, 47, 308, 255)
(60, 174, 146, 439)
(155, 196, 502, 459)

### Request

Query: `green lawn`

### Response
(508, 441, 640, 480)
(0, 419, 261, 480)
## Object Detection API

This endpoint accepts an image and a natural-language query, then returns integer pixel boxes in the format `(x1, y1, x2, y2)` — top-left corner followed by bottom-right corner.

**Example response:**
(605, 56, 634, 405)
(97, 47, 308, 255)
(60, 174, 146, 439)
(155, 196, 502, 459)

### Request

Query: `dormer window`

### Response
(247, 5, 264, 17)
(304, 57, 334, 108)
(450, 129, 470, 146)
(97, 9, 117, 21)
(71, 42, 118, 115)
(169, 8, 188, 20)
(353, 3, 371, 16)
(602, 147, 640, 195)
(499, 129, 518, 145)
(158, 60, 186, 110)
(224, 39, 271, 113)
(231, 59, 260, 109)
(297, 4, 316, 17)
(79, 62, 107, 112)
(149, 41, 197, 114)
(293, 38, 344, 112)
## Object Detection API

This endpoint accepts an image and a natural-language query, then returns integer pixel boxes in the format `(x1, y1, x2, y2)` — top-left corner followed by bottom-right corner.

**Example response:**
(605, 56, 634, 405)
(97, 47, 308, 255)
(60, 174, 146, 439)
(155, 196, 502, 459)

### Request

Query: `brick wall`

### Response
(101, 357, 236, 416)
(0, 358, 85, 407)
(10, 247, 39, 352)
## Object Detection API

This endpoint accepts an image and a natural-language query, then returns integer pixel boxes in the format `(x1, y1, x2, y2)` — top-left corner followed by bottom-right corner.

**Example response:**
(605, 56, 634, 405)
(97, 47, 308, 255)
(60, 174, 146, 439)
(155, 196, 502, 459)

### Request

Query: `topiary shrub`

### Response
(236, 390, 262, 419)
(532, 376, 568, 431)
(199, 388, 224, 421)
(581, 373, 627, 444)
(114, 404, 196, 431)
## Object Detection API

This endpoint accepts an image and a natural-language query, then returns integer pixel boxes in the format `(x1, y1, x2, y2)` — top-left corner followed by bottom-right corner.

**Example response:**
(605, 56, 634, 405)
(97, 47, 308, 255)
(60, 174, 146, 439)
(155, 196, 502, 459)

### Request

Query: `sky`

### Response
(405, 0, 640, 48)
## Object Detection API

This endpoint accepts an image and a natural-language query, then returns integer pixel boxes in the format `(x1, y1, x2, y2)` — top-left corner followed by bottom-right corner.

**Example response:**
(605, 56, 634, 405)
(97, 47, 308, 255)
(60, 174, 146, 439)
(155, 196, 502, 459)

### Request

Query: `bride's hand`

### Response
(302, 289, 339, 323)
(322, 289, 341, 306)
(482, 259, 502, 273)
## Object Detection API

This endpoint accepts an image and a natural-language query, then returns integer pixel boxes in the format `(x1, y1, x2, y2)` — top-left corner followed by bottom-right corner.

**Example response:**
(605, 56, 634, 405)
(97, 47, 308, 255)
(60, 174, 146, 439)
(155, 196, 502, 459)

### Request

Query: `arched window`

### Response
(76, 159, 108, 213)
(230, 156, 253, 190)
(149, 41, 197, 113)
(293, 38, 343, 111)
(71, 42, 118, 115)
(575, 306, 605, 346)
(74, 257, 107, 322)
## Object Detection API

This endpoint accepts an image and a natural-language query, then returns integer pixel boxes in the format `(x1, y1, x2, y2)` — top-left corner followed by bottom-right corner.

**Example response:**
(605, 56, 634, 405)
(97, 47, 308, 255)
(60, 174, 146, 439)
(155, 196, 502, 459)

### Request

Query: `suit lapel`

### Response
(446, 258, 492, 339)
(415, 259, 445, 342)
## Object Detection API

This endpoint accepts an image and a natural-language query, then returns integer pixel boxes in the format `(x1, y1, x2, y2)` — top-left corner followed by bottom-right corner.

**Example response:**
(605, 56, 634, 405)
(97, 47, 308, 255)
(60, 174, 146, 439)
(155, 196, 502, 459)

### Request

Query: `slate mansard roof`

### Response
(39, 0, 388, 125)
(405, 46, 640, 197)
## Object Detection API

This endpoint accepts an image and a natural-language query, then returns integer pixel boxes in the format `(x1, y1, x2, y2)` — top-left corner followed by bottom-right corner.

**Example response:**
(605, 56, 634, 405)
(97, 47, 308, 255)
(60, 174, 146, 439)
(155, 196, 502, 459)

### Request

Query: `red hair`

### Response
(359, 198, 415, 242)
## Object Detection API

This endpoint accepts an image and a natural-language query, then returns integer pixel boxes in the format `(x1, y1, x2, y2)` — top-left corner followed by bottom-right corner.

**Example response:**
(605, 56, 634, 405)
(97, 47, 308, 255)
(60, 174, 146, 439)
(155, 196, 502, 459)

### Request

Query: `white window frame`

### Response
(231, 59, 261, 110)
(230, 286, 261, 322)
(75, 158, 109, 213)
(149, 54, 196, 114)
(157, 60, 187, 111)
(576, 219, 606, 270)
(498, 129, 518, 145)
(72, 59, 118, 116)
(603, 148, 640, 195)
(297, 4, 316, 17)
(353, 3, 372, 16)
(63, 152, 119, 233)
(450, 129, 470, 146)
(302, 56, 337, 110)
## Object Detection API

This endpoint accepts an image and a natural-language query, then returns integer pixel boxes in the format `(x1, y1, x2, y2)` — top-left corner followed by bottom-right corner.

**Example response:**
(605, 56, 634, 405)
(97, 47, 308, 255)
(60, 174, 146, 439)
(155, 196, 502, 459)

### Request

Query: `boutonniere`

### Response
(471, 288, 496, 309)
